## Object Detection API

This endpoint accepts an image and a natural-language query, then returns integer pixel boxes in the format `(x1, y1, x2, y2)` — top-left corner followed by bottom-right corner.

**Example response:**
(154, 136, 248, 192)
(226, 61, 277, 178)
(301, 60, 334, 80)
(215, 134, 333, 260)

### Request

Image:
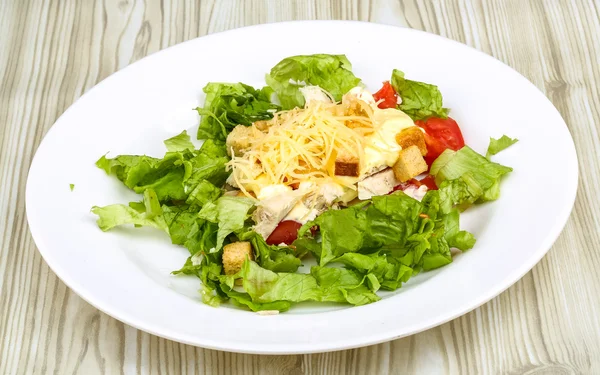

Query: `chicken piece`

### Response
(223, 190, 247, 197)
(225, 124, 264, 156)
(392, 145, 428, 182)
(334, 151, 360, 177)
(252, 193, 303, 240)
(299, 86, 333, 105)
(403, 185, 429, 202)
(222, 241, 253, 275)
(395, 127, 427, 156)
(357, 168, 400, 200)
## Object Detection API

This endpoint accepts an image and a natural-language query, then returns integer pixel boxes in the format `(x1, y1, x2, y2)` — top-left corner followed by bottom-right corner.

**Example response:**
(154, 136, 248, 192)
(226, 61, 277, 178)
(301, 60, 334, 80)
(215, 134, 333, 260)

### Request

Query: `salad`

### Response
(93, 54, 517, 312)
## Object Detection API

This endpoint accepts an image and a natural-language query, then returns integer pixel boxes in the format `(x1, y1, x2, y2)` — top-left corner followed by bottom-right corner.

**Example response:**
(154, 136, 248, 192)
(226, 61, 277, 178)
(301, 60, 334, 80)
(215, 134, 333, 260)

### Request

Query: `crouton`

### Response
(225, 125, 264, 156)
(222, 241, 253, 275)
(396, 127, 427, 156)
(392, 145, 428, 182)
(334, 151, 360, 177)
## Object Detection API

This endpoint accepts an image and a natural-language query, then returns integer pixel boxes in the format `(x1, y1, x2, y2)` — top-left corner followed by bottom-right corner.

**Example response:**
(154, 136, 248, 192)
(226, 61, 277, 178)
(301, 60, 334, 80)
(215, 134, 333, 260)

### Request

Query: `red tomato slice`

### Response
(266, 220, 303, 245)
(372, 81, 398, 109)
(419, 175, 438, 190)
(415, 117, 465, 165)
(391, 178, 422, 193)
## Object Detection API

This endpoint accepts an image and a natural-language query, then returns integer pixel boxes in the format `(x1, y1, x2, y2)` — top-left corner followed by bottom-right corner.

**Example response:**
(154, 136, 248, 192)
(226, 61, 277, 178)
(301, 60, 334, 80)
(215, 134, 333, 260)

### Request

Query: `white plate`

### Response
(26, 21, 578, 354)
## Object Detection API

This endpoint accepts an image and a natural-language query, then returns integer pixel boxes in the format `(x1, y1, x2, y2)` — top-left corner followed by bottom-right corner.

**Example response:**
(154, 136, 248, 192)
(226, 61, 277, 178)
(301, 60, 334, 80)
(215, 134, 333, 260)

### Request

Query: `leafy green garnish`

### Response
(431, 146, 513, 203)
(266, 54, 361, 109)
(96, 140, 229, 203)
(164, 130, 195, 152)
(237, 230, 302, 273)
(198, 196, 255, 251)
(218, 260, 379, 311)
(92, 191, 168, 232)
(391, 69, 448, 121)
(69, 184, 74, 191)
(195, 83, 279, 141)
(486, 135, 518, 158)
(295, 191, 474, 272)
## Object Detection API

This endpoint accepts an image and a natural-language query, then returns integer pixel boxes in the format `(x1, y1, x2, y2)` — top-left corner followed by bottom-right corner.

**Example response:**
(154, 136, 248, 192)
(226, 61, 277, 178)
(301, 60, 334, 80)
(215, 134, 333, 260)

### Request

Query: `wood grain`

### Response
(1, 0, 599, 374)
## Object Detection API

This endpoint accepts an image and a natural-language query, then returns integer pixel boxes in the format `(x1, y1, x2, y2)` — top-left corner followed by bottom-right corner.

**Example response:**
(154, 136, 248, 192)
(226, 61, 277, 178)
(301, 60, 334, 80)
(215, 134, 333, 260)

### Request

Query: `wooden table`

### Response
(1, 1, 599, 374)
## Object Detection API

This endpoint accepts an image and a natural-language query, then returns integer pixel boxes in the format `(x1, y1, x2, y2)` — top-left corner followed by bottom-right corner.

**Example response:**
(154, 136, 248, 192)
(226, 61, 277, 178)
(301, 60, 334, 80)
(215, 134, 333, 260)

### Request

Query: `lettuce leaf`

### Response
(333, 253, 413, 291)
(218, 286, 293, 312)
(296, 191, 474, 279)
(391, 69, 448, 121)
(430, 146, 513, 203)
(226, 260, 379, 310)
(185, 180, 222, 207)
(92, 187, 168, 231)
(96, 152, 189, 202)
(96, 139, 229, 204)
(164, 130, 195, 152)
(198, 196, 255, 251)
(172, 252, 225, 306)
(486, 135, 518, 158)
(236, 230, 302, 273)
(195, 82, 279, 141)
(91, 203, 168, 232)
(266, 54, 361, 109)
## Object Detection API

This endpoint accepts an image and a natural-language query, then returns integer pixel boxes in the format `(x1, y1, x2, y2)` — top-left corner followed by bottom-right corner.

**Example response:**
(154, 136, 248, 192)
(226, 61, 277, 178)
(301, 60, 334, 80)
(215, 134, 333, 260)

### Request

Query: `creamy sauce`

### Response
(342, 86, 416, 177)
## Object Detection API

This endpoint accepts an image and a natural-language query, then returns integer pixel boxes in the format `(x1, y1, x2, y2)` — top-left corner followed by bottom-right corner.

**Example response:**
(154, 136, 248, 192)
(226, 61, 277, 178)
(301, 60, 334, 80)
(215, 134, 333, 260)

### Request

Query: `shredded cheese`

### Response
(227, 89, 415, 198)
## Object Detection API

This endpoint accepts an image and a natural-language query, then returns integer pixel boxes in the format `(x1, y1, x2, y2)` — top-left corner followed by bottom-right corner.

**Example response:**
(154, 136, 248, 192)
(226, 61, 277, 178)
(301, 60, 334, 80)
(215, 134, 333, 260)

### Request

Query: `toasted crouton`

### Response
(334, 151, 360, 177)
(222, 241, 253, 275)
(396, 127, 427, 156)
(392, 145, 428, 182)
(225, 125, 264, 156)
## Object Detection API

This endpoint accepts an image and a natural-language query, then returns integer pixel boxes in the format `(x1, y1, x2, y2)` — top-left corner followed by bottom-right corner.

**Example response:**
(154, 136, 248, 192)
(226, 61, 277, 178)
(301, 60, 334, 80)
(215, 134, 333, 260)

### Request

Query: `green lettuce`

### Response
(219, 260, 379, 311)
(333, 253, 413, 291)
(486, 135, 518, 158)
(164, 130, 195, 152)
(296, 191, 474, 274)
(236, 230, 302, 273)
(94, 133, 240, 307)
(91, 203, 168, 232)
(195, 82, 279, 141)
(266, 54, 361, 109)
(198, 196, 255, 251)
(391, 69, 448, 121)
(430, 146, 513, 203)
(92, 188, 167, 231)
(96, 139, 229, 204)
(173, 252, 225, 306)
(185, 180, 222, 207)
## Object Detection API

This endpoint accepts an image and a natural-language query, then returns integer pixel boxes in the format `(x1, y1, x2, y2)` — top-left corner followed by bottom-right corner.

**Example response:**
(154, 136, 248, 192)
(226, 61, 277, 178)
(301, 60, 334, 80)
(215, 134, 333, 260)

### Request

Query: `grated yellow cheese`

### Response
(227, 90, 415, 198)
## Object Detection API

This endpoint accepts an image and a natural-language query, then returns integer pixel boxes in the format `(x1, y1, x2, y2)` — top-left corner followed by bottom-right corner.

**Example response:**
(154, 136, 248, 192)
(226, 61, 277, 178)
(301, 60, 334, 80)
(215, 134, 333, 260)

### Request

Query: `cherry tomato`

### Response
(266, 220, 303, 245)
(391, 178, 422, 193)
(372, 81, 398, 109)
(391, 175, 438, 193)
(419, 175, 438, 190)
(415, 117, 465, 165)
